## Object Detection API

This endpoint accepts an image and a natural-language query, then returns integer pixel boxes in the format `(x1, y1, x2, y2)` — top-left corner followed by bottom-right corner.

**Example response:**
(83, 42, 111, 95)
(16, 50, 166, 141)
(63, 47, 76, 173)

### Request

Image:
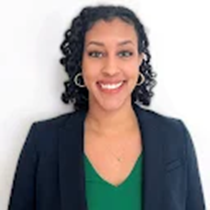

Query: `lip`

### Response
(97, 80, 126, 85)
(97, 81, 126, 94)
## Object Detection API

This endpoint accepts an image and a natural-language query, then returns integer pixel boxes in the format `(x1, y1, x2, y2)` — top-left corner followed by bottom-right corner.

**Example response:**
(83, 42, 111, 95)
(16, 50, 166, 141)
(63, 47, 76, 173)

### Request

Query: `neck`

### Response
(85, 101, 138, 137)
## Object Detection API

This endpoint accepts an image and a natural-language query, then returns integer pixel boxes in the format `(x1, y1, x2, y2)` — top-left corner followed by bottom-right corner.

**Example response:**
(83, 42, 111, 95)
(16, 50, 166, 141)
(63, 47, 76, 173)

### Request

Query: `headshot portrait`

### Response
(1, 1, 208, 210)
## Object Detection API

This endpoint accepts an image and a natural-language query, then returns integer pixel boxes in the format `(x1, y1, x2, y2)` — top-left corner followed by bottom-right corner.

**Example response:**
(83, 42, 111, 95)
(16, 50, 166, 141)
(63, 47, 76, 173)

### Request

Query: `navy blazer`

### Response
(8, 103, 206, 210)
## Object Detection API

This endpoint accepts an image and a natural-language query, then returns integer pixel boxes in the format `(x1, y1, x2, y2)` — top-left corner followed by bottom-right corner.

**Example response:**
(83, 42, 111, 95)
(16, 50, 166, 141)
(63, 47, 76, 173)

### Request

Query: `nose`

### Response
(101, 55, 120, 76)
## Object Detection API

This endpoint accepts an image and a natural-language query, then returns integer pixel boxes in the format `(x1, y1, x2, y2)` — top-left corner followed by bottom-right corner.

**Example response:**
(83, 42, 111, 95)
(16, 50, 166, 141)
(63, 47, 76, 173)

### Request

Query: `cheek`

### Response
(82, 67, 98, 88)
(82, 62, 103, 85)
(124, 63, 139, 79)
(81, 59, 94, 84)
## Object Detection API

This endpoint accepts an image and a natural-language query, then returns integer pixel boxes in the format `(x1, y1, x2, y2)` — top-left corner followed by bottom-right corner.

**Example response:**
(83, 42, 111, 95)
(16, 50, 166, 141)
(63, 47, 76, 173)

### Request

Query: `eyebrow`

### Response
(86, 40, 134, 47)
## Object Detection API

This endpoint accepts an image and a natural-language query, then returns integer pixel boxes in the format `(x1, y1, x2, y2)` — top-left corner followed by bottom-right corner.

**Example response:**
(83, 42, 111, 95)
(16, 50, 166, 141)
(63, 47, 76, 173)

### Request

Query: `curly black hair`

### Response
(59, 5, 157, 111)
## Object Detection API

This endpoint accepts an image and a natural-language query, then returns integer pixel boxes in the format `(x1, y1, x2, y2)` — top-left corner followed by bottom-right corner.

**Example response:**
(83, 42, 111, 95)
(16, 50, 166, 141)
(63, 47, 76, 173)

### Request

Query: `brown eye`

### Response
(88, 51, 103, 58)
(118, 51, 133, 57)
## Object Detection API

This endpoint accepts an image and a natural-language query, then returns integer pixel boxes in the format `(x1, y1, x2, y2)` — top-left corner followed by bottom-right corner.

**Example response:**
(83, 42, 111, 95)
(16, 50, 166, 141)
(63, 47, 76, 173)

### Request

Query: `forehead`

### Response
(84, 18, 138, 44)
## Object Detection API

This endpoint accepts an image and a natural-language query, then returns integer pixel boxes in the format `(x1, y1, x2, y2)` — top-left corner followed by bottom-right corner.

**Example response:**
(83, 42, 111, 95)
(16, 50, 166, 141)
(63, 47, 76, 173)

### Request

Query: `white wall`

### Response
(0, 0, 209, 209)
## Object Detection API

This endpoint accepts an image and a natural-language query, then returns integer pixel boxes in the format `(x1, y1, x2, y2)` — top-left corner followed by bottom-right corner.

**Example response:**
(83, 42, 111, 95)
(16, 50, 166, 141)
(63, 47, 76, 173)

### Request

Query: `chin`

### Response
(97, 98, 130, 112)
(88, 86, 132, 112)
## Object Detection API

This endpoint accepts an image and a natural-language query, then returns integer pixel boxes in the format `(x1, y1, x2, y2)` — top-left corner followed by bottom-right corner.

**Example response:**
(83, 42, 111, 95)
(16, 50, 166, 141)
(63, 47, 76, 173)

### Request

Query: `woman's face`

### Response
(81, 17, 143, 112)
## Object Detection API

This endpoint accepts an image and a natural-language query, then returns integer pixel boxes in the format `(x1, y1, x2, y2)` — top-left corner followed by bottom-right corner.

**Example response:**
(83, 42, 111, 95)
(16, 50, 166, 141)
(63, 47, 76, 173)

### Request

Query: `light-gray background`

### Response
(0, 0, 209, 209)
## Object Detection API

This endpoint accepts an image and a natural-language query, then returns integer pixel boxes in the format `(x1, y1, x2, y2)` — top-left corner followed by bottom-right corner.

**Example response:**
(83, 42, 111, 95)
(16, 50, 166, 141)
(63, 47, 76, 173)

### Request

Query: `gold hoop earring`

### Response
(74, 72, 86, 88)
(136, 72, 145, 86)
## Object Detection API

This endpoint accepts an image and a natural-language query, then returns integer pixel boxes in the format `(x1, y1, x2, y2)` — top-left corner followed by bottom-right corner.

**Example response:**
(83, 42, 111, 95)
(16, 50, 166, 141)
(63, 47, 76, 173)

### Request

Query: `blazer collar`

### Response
(58, 103, 164, 210)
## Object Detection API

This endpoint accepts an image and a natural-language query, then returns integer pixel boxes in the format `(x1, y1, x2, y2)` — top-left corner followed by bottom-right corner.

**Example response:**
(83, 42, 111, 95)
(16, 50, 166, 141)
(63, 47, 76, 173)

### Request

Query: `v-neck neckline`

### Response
(84, 152, 143, 189)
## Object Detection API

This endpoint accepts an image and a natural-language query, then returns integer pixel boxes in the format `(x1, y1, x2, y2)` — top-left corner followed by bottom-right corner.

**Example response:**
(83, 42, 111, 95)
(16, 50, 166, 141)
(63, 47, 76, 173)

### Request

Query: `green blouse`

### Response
(83, 152, 143, 210)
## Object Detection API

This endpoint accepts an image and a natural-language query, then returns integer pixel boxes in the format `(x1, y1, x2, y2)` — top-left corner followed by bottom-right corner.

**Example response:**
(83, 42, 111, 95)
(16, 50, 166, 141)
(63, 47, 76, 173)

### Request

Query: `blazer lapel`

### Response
(133, 104, 164, 210)
(58, 110, 88, 210)
(58, 104, 164, 210)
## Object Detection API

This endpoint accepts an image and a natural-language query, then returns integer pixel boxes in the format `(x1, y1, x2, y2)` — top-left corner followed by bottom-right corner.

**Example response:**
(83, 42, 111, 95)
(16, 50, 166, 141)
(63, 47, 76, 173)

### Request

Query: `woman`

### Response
(8, 5, 206, 210)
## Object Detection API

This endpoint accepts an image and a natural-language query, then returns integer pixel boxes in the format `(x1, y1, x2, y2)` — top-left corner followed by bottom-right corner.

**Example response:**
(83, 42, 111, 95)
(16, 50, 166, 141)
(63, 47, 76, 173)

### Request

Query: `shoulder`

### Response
(26, 110, 85, 150)
(32, 109, 84, 131)
(136, 104, 190, 146)
(146, 107, 189, 135)
(135, 103, 184, 130)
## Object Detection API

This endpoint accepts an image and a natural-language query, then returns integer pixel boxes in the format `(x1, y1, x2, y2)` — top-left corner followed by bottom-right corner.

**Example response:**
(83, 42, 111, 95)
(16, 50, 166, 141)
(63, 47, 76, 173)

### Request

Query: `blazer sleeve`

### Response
(179, 120, 206, 210)
(8, 123, 38, 210)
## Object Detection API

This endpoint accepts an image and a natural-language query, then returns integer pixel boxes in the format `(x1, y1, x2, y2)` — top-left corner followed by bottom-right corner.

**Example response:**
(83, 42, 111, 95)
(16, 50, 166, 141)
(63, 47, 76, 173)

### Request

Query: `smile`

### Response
(100, 81, 123, 89)
(97, 81, 126, 94)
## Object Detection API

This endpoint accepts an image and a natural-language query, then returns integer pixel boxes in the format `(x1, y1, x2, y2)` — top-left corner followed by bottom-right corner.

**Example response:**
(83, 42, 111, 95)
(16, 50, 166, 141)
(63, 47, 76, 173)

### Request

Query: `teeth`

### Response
(100, 81, 123, 89)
